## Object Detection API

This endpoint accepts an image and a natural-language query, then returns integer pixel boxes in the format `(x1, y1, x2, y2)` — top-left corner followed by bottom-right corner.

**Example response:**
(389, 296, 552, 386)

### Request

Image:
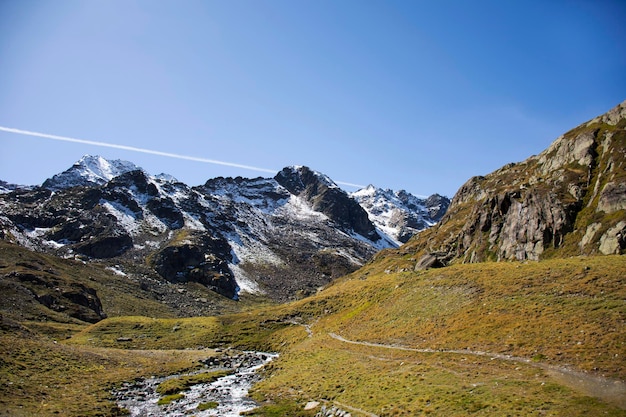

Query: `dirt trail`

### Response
(329, 333, 626, 410)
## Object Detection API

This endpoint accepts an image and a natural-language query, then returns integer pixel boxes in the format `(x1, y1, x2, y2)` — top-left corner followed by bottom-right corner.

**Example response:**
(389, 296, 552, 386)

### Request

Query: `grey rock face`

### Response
(406, 100, 626, 263)
(599, 221, 626, 255)
(414, 252, 447, 270)
(151, 233, 238, 299)
(275, 166, 380, 241)
(598, 182, 626, 214)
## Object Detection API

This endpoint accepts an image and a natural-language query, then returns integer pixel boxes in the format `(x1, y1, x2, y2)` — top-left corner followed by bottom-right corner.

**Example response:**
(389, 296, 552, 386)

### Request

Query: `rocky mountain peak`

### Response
(42, 154, 140, 190)
(275, 166, 380, 241)
(1, 157, 447, 303)
(274, 165, 338, 194)
(0, 180, 31, 194)
(351, 186, 450, 244)
(588, 99, 626, 126)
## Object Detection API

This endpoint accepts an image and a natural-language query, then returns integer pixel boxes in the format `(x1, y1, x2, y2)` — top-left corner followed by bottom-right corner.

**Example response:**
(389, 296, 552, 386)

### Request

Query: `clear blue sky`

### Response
(1, 0, 624, 197)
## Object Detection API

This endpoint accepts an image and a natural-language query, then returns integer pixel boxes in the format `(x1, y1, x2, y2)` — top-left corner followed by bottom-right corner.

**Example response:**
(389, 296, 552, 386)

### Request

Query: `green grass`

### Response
(157, 393, 185, 405)
(67, 310, 291, 351)
(251, 334, 625, 416)
(294, 256, 626, 377)
(243, 401, 316, 416)
(157, 370, 232, 395)
(197, 401, 219, 410)
(0, 331, 214, 417)
(67, 315, 223, 349)
(2, 241, 625, 416)
(245, 255, 626, 415)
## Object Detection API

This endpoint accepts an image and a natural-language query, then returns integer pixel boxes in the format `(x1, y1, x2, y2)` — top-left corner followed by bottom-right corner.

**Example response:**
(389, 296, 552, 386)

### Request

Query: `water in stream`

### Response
(114, 351, 277, 417)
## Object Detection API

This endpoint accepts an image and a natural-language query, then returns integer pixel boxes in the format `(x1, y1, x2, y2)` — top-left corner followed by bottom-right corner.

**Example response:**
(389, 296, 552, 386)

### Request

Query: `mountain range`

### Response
(0, 156, 448, 305)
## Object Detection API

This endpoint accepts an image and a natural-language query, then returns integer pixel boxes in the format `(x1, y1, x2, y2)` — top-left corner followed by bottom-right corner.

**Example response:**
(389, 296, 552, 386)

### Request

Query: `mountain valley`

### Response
(0, 101, 625, 416)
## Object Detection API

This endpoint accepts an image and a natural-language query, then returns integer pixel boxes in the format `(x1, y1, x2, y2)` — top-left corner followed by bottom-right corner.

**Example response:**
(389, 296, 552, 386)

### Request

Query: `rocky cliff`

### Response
(402, 100, 626, 265)
(275, 166, 380, 241)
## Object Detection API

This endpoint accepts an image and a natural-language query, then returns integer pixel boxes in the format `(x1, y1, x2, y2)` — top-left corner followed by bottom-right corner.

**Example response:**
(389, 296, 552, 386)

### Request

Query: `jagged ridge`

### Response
(0, 159, 447, 303)
(351, 185, 449, 244)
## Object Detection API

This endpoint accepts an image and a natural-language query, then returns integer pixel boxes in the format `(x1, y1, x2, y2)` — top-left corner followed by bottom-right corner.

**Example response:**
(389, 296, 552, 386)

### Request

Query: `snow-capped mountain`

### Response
(351, 185, 450, 244)
(42, 155, 143, 190)
(0, 156, 449, 302)
(0, 180, 32, 194)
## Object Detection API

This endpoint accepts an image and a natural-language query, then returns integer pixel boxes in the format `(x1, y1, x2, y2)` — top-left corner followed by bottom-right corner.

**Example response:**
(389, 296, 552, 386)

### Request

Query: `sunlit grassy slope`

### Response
(50, 254, 626, 416)
(0, 240, 279, 416)
(296, 255, 626, 378)
(243, 255, 626, 416)
(2, 240, 625, 415)
(0, 330, 216, 417)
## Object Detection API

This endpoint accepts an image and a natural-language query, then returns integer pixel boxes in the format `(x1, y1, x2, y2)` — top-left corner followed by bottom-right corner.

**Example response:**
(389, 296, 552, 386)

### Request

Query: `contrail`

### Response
(0, 125, 366, 188)
(335, 180, 366, 188)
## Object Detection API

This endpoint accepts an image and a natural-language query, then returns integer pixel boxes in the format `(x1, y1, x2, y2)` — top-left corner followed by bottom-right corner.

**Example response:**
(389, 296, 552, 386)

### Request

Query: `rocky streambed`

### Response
(114, 351, 277, 416)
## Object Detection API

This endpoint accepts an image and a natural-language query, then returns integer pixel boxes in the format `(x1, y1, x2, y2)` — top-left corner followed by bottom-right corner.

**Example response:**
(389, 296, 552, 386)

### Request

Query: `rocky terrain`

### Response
(401, 100, 626, 266)
(114, 350, 277, 417)
(0, 157, 447, 309)
(351, 185, 449, 244)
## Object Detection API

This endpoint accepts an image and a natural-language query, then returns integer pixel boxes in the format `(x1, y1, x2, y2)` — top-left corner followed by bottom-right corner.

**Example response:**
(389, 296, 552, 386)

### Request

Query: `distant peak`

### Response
(351, 184, 379, 197)
(154, 173, 179, 183)
(43, 155, 141, 190)
(274, 165, 338, 194)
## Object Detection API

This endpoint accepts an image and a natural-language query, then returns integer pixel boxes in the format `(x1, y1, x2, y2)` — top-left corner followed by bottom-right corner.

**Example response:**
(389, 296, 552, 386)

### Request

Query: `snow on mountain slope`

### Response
(42, 154, 141, 190)
(0, 180, 31, 194)
(352, 185, 450, 245)
(0, 156, 449, 301)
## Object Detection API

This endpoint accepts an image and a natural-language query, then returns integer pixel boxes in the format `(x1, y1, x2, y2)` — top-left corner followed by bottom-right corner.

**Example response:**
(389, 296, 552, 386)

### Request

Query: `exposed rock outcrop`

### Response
(275, 166, 380, 241)
(401, 100, 626, 263)
(5, 268, 106, 323)
(150, 232, 238, 299)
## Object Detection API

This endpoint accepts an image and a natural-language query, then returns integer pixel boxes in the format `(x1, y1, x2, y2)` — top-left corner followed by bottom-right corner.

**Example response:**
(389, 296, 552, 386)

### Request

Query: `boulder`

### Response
(415, 253, 447, 270)
(597, 182, 626, 214)
(599, 221, 626, 255)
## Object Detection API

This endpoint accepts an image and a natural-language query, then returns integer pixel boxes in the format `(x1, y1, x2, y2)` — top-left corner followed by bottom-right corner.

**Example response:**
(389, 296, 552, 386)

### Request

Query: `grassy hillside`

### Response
(2, 237, 625, 415)
(0, 240, 277, 416)
(241, 255, 626, 416)
(25, 254, 621, 416)
(0, 329, 216, 416)
(300, 255, 626, 378)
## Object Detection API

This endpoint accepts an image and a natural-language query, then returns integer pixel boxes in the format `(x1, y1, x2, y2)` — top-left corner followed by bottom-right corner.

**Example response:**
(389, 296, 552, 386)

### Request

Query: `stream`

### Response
(114, 351, 277, 417)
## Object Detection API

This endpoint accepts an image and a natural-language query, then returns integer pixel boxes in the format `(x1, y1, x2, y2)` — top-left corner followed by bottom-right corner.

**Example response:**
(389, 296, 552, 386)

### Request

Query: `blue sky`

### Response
(1, 0, 624, 197)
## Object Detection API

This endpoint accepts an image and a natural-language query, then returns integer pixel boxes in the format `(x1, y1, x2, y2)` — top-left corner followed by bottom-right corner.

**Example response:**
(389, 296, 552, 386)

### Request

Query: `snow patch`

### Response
(23, 227, 67, 248)
(228, 235, 284, 268)
(101, 200, 141, 235)
(276, 195, 327, 220)
(230, 264, 264, 295)
(106, 266, 127, 276)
